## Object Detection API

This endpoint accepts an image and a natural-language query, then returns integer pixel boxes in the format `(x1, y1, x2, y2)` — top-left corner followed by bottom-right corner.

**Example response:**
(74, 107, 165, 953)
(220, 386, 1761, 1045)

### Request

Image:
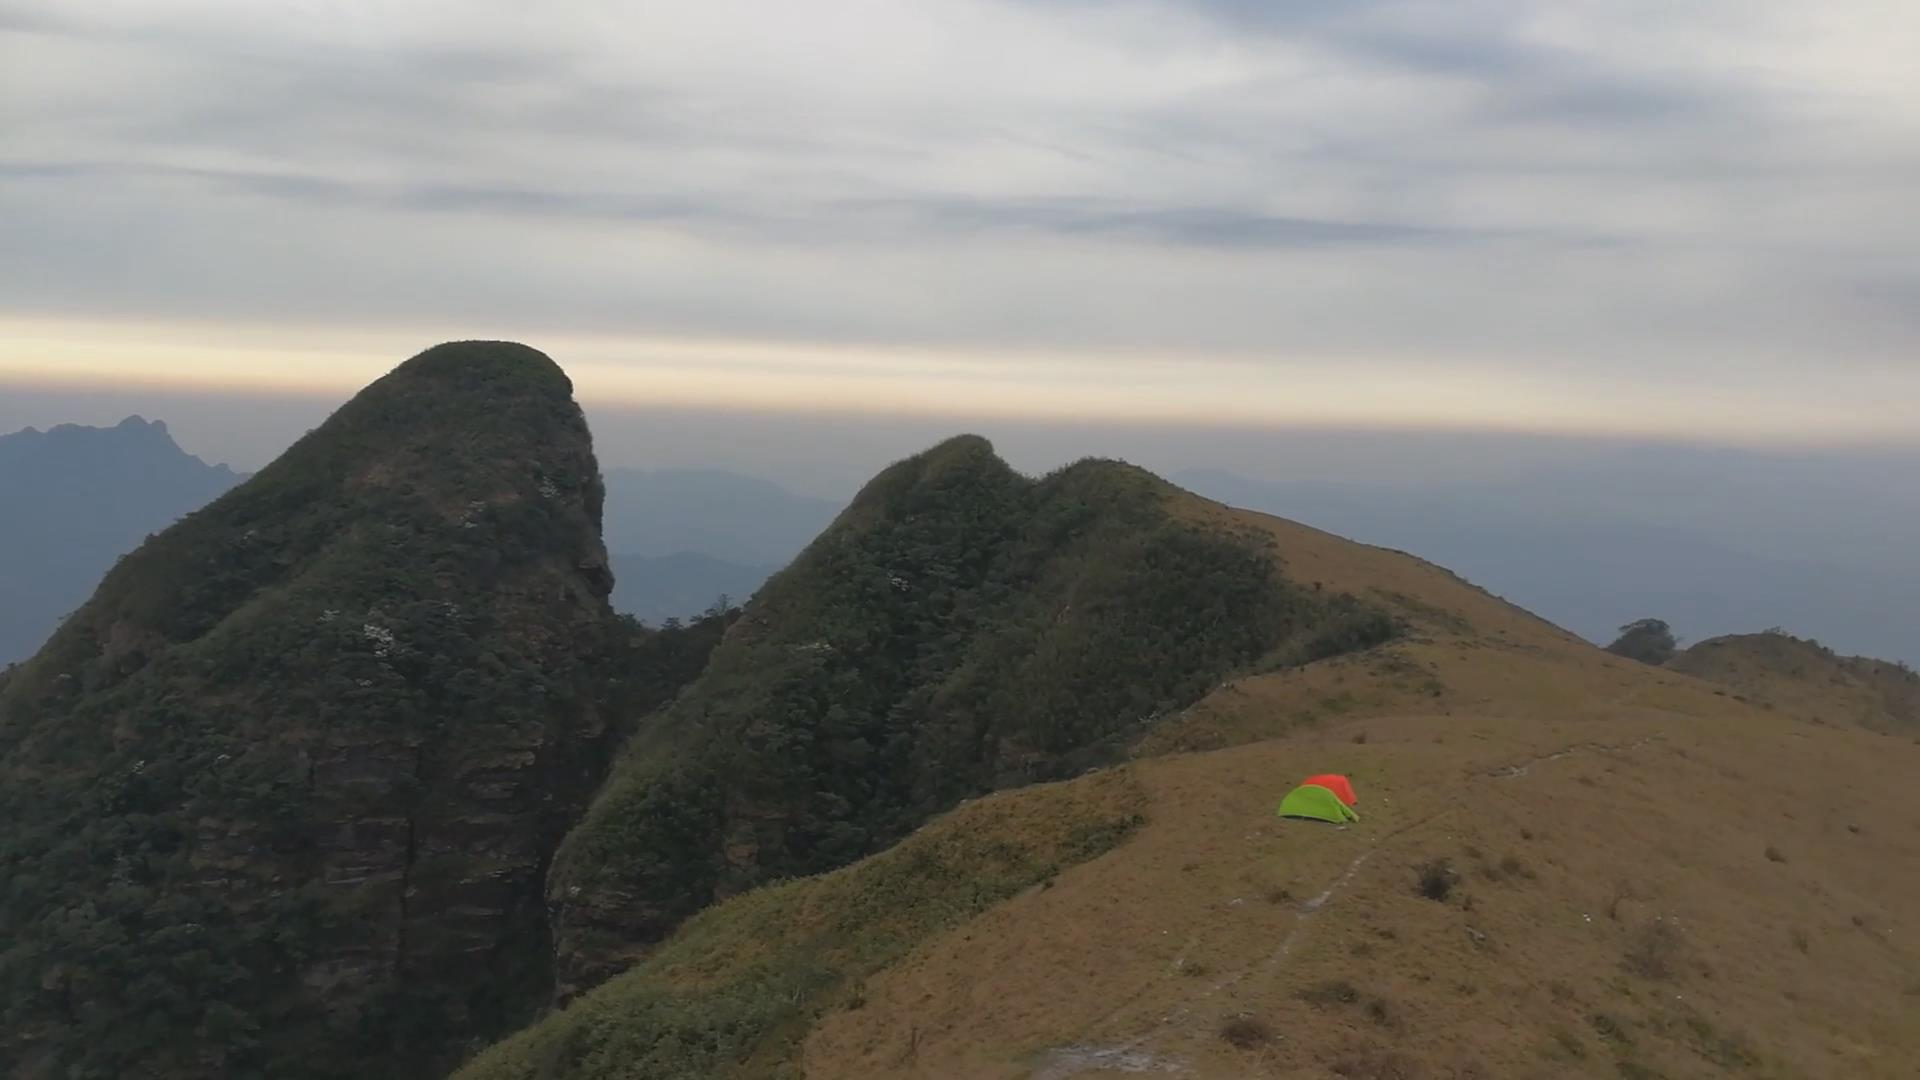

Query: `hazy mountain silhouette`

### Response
(609, 551, 778, 625)
(600, 467, 840, 567)
(598, 468, 840, 626)
(0, 416, 244, 666)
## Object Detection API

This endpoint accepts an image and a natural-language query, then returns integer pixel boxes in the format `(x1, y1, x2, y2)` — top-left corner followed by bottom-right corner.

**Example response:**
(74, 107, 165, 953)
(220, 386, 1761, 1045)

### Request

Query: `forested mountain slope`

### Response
(0, 344, 725, 1078)
(544, 435, 1398, 1000)
(464, 497, 1920, 1080)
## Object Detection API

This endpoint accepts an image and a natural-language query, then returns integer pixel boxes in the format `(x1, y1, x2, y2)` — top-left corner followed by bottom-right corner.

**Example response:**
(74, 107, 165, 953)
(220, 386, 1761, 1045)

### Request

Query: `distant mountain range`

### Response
(608, 551, 779, 626)
(0, 416, 244, 666)
(600, 467, 840, 567)
(5, 346, 1916, 1079)
(599, 467, 842, 625)
(5, 423, 1912, 666)
(0, 437, 832, 661)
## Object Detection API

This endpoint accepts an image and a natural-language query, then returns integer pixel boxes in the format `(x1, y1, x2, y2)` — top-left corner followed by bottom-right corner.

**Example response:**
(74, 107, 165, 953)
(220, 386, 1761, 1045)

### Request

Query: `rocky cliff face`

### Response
(0, 344, 703, 1078)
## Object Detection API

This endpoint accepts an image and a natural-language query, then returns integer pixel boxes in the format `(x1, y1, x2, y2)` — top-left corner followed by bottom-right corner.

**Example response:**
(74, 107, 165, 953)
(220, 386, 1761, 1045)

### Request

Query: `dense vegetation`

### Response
(0, 354, 1401, 1077)
(1606, 617, 1679, 665)
(547, 435, 1396, 996)
(460, 769, 1147, 1080)
(0, 345, 723, 1078)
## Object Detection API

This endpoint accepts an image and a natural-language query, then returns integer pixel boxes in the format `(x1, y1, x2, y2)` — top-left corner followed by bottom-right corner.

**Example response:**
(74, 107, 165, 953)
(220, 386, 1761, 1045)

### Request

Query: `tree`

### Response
(1606, 618, 1678, 665)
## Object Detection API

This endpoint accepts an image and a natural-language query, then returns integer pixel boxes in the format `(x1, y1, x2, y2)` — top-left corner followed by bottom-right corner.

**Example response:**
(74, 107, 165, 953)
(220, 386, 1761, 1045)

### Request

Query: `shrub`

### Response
(1298, 980, 1362, 1008)
(1331, 1048, 1423, 1078)
(1622, 922, 1685, 981)
(1590, 1013, 1631, 1046)
(1219, 1015, 1272, 1049)
(1416, 858, 1454, 902)
(1606, 618, 1678, 666)
(1548, 1026, 1588, 1060)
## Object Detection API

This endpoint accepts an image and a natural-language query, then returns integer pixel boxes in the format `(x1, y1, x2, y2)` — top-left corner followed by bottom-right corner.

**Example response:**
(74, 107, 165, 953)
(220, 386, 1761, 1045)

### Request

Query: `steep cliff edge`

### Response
(0, 343, 716, 1078)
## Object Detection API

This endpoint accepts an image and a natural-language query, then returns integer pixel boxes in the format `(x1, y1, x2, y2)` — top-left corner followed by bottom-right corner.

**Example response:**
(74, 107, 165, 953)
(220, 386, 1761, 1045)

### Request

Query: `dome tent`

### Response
(1277, 782, 1359, 824)
(1301, 773, 1358, 807)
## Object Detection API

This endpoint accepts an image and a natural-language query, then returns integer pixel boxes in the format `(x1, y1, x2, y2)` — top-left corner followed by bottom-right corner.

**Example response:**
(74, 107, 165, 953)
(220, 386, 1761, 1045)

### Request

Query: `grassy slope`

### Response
(544, 437, 1393, 999)
(792, 498, 1920, 1079)
(1669, 632, 1919, 733)
(462, 484, 1919, 1080)
(454, 768, 1147, 1080)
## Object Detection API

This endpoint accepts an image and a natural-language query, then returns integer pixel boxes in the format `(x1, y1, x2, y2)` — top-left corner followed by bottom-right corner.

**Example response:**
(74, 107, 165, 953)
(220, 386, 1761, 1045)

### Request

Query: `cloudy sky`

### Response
(4, 0, 1918, 447)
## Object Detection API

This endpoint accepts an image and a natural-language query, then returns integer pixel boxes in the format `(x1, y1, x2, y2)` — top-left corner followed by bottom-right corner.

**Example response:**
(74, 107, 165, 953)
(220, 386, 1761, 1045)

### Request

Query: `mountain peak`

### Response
(0, 342, 671, 1078)
(384, 339, 571, 392)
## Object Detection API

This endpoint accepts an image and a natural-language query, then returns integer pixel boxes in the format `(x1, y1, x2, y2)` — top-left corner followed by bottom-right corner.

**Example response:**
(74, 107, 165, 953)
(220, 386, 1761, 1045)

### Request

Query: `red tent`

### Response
(1301, 773, 1357, 807)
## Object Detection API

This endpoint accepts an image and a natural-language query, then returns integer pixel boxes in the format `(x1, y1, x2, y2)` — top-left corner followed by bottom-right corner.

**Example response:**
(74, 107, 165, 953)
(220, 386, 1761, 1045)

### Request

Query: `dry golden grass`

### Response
(799, 501, 1920, 1079)
(1670, 632, 1920, 733)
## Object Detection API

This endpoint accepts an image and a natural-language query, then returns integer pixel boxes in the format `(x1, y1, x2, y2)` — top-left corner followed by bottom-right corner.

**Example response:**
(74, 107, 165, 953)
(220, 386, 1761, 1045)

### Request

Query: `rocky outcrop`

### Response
(0, 344, 674, 1078)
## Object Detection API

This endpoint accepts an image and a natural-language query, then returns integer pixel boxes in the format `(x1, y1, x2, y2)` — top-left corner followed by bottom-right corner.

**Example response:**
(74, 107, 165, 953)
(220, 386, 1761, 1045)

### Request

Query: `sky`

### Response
(3, 0, 1920, 446)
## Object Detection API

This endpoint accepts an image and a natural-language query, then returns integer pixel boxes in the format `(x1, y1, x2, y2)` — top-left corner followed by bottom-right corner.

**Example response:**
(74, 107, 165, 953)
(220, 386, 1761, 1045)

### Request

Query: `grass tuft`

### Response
(1416, 858, 1454, 902)
(1219, 1015, 1273, 1050)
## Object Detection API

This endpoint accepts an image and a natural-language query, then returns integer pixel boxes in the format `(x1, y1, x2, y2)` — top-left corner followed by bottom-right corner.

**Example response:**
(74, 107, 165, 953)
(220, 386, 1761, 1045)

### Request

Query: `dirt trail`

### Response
(1030, 723, 1677, 1078)
(1475, 735, 1662, 779)
(1032, 798, 1460, 1078)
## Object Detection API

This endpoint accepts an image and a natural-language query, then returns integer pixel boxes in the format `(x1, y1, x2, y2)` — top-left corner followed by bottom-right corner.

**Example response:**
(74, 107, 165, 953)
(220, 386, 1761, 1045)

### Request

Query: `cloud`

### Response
(2, 0, 1919, 438)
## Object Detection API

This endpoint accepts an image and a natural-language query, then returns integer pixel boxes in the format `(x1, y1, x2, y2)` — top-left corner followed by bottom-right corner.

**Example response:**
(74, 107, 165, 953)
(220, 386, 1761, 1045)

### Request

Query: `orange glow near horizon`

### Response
(2, 315, 1915, 446)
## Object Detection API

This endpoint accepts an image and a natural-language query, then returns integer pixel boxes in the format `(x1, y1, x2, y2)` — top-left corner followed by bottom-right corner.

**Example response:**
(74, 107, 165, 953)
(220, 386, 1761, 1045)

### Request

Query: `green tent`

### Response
(1277, 783, 1360, 824)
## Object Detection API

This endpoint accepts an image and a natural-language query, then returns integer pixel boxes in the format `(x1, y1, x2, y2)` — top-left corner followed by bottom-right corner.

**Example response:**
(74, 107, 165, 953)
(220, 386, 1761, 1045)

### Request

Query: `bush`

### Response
(1622, 921, 1686, 981)
(1298, 979, 1362, 1008)
(1606, 618, 1678, 666)
(1219, 1015, 1273, 1050)
(1416, 858, 1454, 902)
(1590, 1013, 1632, 1046)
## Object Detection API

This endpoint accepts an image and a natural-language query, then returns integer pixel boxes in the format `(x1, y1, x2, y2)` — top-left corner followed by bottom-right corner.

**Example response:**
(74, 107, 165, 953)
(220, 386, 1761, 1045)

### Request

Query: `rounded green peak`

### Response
(390, 340, 572, 393)
(923, 433, 995, 459)
(845, 433, 1018, 516)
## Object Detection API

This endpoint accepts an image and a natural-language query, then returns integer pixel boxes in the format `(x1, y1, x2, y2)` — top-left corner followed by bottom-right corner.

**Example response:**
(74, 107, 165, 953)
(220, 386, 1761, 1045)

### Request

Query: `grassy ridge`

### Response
(545, 437, 1394, 996)
(456, 768, 1147, 1080)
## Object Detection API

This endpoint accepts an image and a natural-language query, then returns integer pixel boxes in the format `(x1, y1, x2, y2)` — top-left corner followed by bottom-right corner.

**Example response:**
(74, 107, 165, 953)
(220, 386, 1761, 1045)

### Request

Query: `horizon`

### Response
(9, 363, 1920, 493)
(7, 1, 1920, 449)
(6, 372, 1918, 670)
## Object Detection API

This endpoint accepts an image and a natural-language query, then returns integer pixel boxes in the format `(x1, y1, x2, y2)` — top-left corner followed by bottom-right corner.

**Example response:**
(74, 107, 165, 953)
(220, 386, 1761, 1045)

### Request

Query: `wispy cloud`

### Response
(3, 0, 1918, 437)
